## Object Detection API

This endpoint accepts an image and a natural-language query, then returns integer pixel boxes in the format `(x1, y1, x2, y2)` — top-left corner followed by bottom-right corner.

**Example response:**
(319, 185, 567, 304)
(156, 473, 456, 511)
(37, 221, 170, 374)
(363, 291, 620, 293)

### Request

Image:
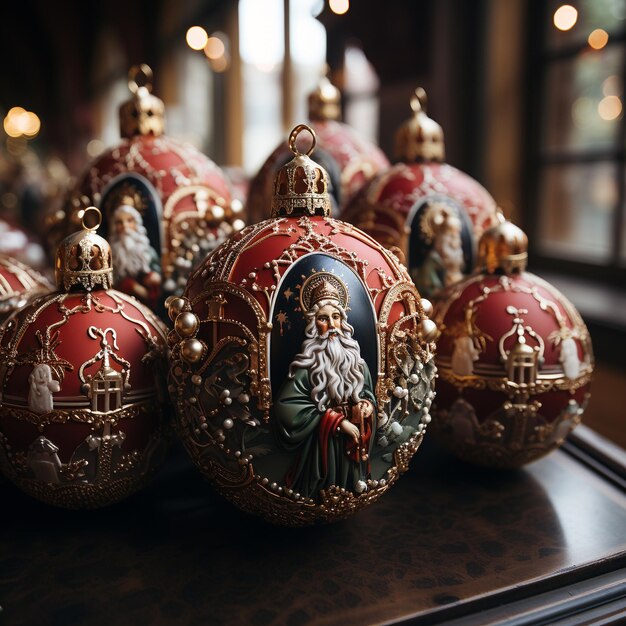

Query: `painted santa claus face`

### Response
(315, 303, 342, 337)
(113, 209, 139, 235)
(109, 204, 155, 279)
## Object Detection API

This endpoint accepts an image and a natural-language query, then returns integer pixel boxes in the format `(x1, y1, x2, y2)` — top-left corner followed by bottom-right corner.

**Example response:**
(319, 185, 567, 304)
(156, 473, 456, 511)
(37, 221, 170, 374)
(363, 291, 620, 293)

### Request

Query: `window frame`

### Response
(525, 1, 626, 287)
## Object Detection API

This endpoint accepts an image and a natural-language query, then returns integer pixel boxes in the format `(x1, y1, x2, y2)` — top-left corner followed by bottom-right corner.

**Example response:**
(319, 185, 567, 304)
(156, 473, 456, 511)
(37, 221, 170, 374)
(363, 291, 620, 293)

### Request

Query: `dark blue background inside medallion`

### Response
(269, 252, 378, 398)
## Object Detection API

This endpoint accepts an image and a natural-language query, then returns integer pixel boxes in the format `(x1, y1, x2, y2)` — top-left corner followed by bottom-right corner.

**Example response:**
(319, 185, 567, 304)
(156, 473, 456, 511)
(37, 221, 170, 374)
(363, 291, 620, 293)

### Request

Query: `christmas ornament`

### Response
(0, 254, 52, 322)
(246, 70, 389, 223)
(0, 208, 169, 507)
(430, 216, 593, 468)
(63, 64, 244, 311)
(342, 88, 498, 299)
(168, 124, 437, 526)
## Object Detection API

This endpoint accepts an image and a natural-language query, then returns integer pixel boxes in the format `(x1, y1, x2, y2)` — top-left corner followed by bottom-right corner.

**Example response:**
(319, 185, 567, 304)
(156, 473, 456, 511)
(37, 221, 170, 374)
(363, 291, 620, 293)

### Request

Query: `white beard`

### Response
(290, 327, 366, 412)
(438, 238, 464, 285)
(110, 229, 154, 279)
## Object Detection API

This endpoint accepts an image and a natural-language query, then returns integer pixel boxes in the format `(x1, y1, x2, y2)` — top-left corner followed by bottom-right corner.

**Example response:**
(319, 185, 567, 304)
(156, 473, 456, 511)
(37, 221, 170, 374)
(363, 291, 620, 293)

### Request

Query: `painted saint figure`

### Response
(28, 364, 60, 413)
(273, 275, 376, 498)
(412, 202, 465, 296)
(108, 202, 161, 306)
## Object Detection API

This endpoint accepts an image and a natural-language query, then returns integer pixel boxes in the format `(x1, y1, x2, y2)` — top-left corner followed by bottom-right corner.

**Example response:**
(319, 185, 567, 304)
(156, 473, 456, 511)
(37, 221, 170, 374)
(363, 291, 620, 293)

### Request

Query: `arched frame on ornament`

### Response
(99, 172, 164, 265)
(267, 252, 379, 399)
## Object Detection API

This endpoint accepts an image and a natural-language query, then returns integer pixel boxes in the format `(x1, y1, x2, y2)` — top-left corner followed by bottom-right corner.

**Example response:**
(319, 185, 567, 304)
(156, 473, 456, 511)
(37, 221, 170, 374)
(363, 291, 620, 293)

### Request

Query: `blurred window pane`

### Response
(240, 0, 284, 174)
(542, 45, 624, 153)
(546, 0, 626, 51)
(537, 162, 616, 262)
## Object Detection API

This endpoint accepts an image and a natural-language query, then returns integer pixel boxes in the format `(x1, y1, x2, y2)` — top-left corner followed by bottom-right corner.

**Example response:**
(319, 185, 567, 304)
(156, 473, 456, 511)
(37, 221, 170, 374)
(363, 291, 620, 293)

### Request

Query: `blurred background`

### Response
(0, 0, 624, 446)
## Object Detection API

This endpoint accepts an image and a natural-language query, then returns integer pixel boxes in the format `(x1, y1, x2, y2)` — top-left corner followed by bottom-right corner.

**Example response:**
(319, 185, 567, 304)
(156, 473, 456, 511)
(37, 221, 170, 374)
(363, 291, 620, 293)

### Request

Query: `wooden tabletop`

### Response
(1, 427, 625, 626)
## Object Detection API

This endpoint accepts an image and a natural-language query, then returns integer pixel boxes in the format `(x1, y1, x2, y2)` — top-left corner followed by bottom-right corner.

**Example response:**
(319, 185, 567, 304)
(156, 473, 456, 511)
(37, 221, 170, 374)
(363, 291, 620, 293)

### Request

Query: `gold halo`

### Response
(300, 272, 349, 313)
(288, 124, 316, 157)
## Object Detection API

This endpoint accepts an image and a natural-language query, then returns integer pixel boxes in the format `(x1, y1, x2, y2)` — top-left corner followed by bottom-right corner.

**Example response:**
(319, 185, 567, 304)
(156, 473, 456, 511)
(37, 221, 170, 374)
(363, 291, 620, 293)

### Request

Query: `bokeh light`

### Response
(588, 29, 609, 49)
(598, 95, 622, 120)
(3, 107, 41, 139)
(87, 139, 105, 158)
(554, 5, 578, 31)
(186, 26, 209, 51)
(329, 0, 349, 15)
(204, 36, 225, 60)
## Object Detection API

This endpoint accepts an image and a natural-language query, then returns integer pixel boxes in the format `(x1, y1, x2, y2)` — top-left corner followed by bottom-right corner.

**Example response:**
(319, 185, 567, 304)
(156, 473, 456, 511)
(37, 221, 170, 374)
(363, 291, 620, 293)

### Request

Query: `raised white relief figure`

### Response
(559, 336, 581, 380)
(451, 335, 479, 377)
(28, 364, 60, 413)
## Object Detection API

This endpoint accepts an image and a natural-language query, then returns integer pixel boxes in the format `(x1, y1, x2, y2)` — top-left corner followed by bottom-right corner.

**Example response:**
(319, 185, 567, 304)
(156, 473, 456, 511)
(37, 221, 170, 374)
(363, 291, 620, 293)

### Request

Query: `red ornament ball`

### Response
(0, 209, 170, 507)
(61, 65, 244, 310)
(430, 218, 594, 467)
(168, 125, 437, 526)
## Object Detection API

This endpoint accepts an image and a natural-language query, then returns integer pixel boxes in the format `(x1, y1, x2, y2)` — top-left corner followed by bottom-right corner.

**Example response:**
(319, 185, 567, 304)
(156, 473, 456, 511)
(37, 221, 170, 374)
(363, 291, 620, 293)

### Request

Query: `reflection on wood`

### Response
(0, 436, 624, 625)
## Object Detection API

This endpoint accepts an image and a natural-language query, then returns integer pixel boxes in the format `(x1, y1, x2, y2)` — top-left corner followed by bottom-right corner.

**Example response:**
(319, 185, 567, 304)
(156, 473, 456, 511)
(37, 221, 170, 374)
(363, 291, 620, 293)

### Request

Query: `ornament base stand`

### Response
(0, 429, 624, 625)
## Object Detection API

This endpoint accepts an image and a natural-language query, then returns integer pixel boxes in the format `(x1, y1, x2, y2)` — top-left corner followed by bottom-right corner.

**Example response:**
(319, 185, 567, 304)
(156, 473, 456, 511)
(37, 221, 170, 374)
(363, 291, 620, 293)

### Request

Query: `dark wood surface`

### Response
(1, 428, 625, 626)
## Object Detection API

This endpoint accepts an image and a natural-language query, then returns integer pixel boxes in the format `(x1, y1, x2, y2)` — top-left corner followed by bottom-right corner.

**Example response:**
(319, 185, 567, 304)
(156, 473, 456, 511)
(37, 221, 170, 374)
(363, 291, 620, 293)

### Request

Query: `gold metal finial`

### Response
(80, 206, 102, 231)
(288, 124, 317, 157)
(55, 206, 113, 292)
(395, 86, 445, 163)
(128, 64, 154, 94)
(410, 87, 427, 114)
(308, 67, 341, 121)
(119, 64, 165, 139)
(271, 124, 331, 218)
(478, 210, 528, 275)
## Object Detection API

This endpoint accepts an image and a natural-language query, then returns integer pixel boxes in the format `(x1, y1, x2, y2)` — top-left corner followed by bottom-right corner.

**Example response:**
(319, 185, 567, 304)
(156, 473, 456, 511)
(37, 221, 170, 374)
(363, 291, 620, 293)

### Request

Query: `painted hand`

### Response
(340, 419, 360, 442)
(359, 400, 374, 419)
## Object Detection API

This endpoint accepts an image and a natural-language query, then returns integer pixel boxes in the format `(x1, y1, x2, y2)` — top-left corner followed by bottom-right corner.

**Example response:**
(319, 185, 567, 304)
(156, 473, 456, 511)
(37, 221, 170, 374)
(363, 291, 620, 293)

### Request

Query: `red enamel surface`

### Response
(76, 136, 231, 206)
(437, 273, 584, 367)
(1, 291, 163, 402)
(226, 217, 405, 319)
(186, 215, 416, 356)
(0, 289, 167, 462)
(344, 162, 498, 239)
(434, 271, 592, 425)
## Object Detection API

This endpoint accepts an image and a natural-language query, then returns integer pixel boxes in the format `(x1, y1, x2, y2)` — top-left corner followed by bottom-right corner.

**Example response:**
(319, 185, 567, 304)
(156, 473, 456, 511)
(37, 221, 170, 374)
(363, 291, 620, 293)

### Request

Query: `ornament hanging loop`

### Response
(80, 206, 102, 231)
(288, 124, 316, 157)
(128, 64, 153, 94)
(411, 87, 427, 114)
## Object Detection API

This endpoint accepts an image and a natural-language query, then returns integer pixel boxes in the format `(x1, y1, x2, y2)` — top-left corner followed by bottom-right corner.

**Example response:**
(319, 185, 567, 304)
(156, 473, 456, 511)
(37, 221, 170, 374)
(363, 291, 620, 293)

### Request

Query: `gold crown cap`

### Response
(271, 124, 332, 218)
(394, 87, 445, 163)
(119, 64, 165, 139)
(55, 207, 114, 292)
(478, 211, 528, 274)
(308, 67, 341, 121)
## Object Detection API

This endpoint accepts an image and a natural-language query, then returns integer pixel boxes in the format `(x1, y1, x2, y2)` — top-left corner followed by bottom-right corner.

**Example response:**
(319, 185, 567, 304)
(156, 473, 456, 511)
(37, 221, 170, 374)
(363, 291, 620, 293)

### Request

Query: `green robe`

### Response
(273, 365, 376, 499)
